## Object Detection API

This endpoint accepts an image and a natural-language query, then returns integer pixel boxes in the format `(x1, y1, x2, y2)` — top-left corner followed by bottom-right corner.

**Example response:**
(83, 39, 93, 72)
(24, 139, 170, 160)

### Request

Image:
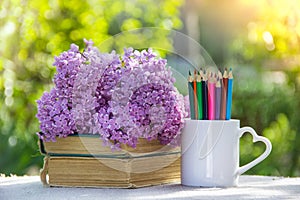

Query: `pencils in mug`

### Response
(187, 67, 233, 121)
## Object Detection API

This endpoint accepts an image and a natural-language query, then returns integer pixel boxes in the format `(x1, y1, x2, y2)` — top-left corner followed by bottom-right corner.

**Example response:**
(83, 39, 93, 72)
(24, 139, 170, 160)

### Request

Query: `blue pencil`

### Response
(226, 68, 233, 120)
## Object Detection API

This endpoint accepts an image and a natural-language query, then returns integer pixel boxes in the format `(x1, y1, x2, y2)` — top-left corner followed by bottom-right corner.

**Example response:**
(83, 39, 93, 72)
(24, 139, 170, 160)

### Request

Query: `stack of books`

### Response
(39, 134, 181, 188)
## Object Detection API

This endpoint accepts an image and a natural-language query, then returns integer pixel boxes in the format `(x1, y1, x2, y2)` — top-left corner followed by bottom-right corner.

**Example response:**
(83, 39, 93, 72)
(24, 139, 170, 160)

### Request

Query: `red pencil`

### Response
(193, 70, 198, 119)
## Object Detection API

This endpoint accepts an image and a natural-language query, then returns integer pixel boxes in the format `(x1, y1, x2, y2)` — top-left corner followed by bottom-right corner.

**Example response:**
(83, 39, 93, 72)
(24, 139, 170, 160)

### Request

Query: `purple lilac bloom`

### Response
(72, 40, 121, 134)
(108, 48, 187, 148)
(53, 43, 84, 101)
(36, 88, 75, 142)
(128, 83, 183, 145)
(36, 43, 85, 141)
(93, 59, 129, 149)
(183, 95, 190, 118)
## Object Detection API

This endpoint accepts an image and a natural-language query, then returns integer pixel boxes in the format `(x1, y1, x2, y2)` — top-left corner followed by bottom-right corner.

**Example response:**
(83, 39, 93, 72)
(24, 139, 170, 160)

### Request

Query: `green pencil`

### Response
(196, 71, 203, 119)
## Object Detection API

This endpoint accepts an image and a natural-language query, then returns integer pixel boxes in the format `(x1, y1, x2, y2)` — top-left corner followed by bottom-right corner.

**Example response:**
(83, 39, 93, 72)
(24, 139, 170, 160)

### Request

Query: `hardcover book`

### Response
(39, 135, 181, 188)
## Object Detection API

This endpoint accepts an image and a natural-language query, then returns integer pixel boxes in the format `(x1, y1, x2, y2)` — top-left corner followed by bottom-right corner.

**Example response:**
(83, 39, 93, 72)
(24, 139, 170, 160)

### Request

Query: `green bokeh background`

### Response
(1, 0, 300, 176)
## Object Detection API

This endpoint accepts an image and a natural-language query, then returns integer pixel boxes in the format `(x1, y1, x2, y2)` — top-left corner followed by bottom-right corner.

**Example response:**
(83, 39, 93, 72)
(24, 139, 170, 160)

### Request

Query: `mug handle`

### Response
(237, 127, 272, 175)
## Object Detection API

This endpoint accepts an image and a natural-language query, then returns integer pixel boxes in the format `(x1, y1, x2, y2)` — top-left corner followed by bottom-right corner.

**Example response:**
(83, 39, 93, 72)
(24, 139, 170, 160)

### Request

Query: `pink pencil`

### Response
(208, 73, 216, 120)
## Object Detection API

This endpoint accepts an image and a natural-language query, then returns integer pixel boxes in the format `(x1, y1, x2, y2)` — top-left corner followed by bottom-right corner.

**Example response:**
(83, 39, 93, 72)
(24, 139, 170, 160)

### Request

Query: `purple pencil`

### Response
(215, 77, 222, 120)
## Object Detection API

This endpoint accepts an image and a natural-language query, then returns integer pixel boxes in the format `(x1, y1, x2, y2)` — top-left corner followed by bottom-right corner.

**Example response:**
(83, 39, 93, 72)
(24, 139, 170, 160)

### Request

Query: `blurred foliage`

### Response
(228, 0, 300, 176)
(0, 0, 183, 175)
(230, 0, 300, 66)
(233, 69, 299, 176)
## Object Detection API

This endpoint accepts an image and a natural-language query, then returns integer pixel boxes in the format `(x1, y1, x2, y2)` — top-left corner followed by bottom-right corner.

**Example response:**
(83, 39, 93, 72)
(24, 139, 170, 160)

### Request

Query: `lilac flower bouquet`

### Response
(36, 39, 187, 150)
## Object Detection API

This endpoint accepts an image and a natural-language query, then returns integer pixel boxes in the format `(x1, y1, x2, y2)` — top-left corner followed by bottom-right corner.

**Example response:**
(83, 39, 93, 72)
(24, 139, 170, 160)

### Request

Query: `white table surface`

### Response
(0, 175, 299, 200)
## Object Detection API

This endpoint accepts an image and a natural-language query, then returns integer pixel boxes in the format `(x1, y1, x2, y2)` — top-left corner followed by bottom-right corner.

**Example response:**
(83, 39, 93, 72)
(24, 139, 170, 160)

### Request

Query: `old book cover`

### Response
(40, 134, 179, 157)
(39, 135, 181, 188)
(45, 155, 180, 188)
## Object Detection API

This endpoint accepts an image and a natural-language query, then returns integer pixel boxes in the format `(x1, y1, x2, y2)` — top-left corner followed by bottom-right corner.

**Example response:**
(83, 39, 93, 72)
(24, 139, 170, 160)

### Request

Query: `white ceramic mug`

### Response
(181, 119, 272, 187)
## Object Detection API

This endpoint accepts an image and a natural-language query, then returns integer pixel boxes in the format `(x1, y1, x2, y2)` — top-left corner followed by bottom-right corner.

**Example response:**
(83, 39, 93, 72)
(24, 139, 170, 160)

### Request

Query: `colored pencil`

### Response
(218, 69, 223, 83)
(188, 71, 195, 119)
(201, 70, 208, 120)
(193, 70, 198, 119)
(215, 77, 222, 120)
(226, 68, 233, 120)
(199, 68, 204, 78)
(196, 71, 203, 120)
(208, 73, 216, 120)
(220, 68, 228, 120)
